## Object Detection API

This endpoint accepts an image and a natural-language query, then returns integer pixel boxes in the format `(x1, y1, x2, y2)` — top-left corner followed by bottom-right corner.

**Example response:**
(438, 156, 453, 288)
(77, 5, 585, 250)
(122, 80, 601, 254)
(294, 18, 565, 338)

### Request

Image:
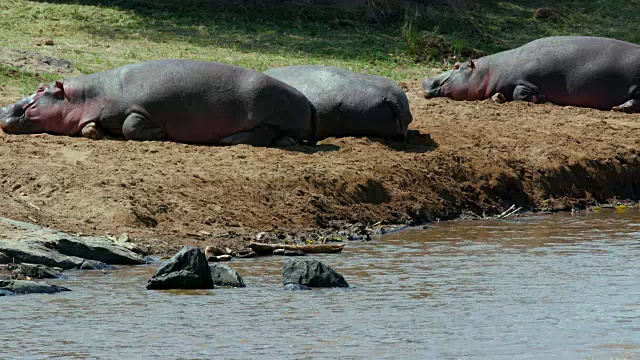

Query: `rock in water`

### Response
(283, 283, 312, 291)
(9, 263, 62, 279)
(147, 246, 213, 290)
(282, 259, 349, 288)
(209, 264, 246, 288)
(0, 289, 14, 296)
(0, 280, 70, 294)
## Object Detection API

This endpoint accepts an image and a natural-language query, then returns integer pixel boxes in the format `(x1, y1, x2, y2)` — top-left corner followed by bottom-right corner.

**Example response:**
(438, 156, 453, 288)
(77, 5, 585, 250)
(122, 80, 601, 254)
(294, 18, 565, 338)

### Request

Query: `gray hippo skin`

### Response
(422, 36, 640, 112)
(0, 59, 317, 146)
(264, 65, 412, 139)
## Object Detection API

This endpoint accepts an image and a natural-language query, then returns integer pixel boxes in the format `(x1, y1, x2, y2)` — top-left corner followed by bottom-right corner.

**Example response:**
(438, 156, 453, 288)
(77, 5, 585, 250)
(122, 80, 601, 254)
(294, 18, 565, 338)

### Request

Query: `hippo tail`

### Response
(384, 92, 413, 139)
(305, 102, 319, 146)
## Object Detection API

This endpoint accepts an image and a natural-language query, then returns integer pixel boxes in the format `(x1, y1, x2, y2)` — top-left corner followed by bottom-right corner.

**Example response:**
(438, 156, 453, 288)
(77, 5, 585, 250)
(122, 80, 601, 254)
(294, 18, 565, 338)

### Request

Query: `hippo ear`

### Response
(468, 59, 476, 70)
(53, 81, 64, 99)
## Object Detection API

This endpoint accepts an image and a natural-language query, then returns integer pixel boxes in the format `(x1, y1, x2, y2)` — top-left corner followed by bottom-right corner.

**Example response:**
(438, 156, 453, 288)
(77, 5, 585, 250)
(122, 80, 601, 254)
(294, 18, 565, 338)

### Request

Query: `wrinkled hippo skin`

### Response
(0, 59, 317, 146)
(422, 36, 640, 112)
(282, 259, 349, 288)
(264, 65, 412, 139)
(0, 279, 70, 295)
(209, 264, 246, 288)
(147, 246, 213, 290)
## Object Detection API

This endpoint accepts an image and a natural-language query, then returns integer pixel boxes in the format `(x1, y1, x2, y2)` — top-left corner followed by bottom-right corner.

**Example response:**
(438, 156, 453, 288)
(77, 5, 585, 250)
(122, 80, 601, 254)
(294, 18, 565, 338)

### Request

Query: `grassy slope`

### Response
(0, 0, 639, 98)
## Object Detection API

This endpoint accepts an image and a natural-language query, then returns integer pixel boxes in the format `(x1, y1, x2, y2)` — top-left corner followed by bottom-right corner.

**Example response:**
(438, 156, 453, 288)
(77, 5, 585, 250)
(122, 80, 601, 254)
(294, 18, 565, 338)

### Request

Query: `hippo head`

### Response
(0, 81, 67, 134)
(422, 60, 479, 100)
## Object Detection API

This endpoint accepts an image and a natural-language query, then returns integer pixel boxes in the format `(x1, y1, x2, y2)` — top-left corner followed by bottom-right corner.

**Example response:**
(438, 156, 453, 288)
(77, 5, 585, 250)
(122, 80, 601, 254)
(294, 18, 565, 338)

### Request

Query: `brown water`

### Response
(2, 209, 640, 359)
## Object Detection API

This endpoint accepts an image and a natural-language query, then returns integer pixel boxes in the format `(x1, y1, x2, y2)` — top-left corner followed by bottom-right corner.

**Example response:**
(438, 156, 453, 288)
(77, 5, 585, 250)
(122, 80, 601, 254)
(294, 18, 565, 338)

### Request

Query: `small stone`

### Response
(210, 264, 245, 287)
(79, 259, 112, 270)
(283, 283, 312, 291)
(117, 233, 129, 243)
(209, 255, 232, 262)
(204, 246, 224, 258)
(491, 92, 507, 104)
(44, 39, 55, 46)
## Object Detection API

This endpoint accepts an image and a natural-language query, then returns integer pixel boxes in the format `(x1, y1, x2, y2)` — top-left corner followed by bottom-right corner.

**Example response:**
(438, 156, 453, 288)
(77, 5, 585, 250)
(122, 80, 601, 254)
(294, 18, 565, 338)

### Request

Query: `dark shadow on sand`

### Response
(369, 130, 438, 153)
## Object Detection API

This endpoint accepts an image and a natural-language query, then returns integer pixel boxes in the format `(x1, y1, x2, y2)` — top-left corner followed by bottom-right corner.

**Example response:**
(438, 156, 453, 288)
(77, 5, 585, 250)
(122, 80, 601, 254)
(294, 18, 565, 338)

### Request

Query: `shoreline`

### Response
(1, 82, 640, 256)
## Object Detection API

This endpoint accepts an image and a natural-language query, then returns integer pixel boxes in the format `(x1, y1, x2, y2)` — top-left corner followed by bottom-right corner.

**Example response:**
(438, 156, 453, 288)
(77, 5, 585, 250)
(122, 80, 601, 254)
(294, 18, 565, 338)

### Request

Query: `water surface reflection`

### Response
(2, 209, 640, 359)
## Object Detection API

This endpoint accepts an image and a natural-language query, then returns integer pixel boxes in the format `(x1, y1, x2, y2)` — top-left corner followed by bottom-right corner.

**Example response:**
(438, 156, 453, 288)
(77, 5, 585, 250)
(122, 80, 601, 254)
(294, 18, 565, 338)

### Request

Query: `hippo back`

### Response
(486, 36, 640, 109)
(264, 65, 412, 139)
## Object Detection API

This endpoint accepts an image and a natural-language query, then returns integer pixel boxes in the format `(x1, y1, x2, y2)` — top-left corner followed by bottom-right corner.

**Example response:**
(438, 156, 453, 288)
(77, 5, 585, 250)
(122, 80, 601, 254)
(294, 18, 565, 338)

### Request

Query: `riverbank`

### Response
(1, 80, 639, 255)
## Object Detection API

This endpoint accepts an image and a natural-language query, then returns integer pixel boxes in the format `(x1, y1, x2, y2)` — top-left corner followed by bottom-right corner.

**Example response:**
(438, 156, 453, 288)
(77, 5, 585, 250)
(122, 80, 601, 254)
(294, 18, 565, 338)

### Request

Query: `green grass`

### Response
(0, 0, 639, 98)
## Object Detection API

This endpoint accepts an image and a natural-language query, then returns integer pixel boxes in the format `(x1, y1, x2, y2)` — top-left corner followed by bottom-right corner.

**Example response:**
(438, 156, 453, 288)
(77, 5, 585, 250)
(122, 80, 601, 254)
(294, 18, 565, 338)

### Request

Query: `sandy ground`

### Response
(1, 55, 640, 255)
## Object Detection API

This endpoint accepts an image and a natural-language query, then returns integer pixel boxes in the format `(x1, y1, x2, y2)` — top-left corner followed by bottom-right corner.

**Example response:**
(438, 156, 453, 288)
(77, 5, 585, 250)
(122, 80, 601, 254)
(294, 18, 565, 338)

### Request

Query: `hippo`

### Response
(422, 36, 640, 112)
(0, 59, 317, 146)
(264, 65, 412, 139)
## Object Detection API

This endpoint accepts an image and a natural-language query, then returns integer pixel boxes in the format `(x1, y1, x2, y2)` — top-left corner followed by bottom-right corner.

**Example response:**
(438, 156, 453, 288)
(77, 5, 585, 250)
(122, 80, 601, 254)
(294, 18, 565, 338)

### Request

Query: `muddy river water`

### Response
(2, 209, 640, 359)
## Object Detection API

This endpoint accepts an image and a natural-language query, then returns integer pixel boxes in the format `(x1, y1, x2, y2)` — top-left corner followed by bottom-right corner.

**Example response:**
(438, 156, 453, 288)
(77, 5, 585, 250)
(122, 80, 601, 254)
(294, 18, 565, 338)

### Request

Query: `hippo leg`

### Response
(122, 113, 167, 141)
(513, 84, 547, 104)
(80, 122, 104, 140)
(612, 96, 640, 113)
(219, 124, 280, 146)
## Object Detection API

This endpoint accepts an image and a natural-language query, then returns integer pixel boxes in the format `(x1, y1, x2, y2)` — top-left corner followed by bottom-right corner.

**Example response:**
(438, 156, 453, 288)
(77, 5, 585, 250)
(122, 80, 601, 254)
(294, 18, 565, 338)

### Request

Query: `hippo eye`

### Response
(37, 86, 45, 93)
(453, 63, 461, 70)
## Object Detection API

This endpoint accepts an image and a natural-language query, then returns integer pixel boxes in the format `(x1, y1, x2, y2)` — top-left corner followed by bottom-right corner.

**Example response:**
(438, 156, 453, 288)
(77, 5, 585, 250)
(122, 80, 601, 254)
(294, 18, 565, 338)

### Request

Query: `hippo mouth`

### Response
(423, 88, 441, 98)
(423, 77, 450, 98)
(422, 72, 452, 99)
(0, 101, 34, 134)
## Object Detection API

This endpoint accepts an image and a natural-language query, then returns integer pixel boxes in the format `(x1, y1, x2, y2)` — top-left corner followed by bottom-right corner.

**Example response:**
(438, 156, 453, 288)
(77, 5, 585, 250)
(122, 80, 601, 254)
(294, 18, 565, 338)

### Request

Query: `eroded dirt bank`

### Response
(1, 82, 639, 255)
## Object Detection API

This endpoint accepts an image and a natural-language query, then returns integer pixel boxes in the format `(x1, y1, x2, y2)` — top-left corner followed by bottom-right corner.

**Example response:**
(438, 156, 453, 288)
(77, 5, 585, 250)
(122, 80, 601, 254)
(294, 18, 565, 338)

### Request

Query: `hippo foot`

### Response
(81, 122, 104, 140)
(275, 136, 299, 147)
(491, 93, 507, 104)
(612, 98, 640, 113)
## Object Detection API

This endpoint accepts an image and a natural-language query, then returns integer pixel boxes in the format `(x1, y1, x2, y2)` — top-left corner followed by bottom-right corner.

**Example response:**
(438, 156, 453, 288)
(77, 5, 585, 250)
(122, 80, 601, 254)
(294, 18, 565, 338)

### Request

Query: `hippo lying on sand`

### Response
(0, 60, 317, 146)
(264, 65, 412, 139)
(422, 36, 640, 112)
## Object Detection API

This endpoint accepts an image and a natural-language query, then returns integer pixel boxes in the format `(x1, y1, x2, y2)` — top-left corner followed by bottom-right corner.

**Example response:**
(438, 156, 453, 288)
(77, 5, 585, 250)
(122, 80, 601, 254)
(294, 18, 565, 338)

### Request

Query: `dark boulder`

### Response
(0, 279, 70, 294)
(209, 264, 246, 288)
(0, 289, 14, 296)
(0, 239, 84, 269)
(46, 236, 146, 265)
(79, 260, 113, 270)
(147, 246, 213, 290)
(8, 263, 62, 279)
(282, 259, 349, 288)
(0, 217, 146, 269)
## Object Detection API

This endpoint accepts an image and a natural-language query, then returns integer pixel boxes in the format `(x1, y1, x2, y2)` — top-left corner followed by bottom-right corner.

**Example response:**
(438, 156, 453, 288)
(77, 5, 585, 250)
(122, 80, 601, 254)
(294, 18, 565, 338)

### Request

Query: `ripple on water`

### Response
(2, 209, 640, 359)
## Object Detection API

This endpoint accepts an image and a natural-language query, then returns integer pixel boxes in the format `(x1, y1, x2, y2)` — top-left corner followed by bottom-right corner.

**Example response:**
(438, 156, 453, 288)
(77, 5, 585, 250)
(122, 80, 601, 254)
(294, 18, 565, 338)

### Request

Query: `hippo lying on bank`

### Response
(264, 65, 412, 139)
(422, 36, 640, 112)
(0, 60, 317, 146)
